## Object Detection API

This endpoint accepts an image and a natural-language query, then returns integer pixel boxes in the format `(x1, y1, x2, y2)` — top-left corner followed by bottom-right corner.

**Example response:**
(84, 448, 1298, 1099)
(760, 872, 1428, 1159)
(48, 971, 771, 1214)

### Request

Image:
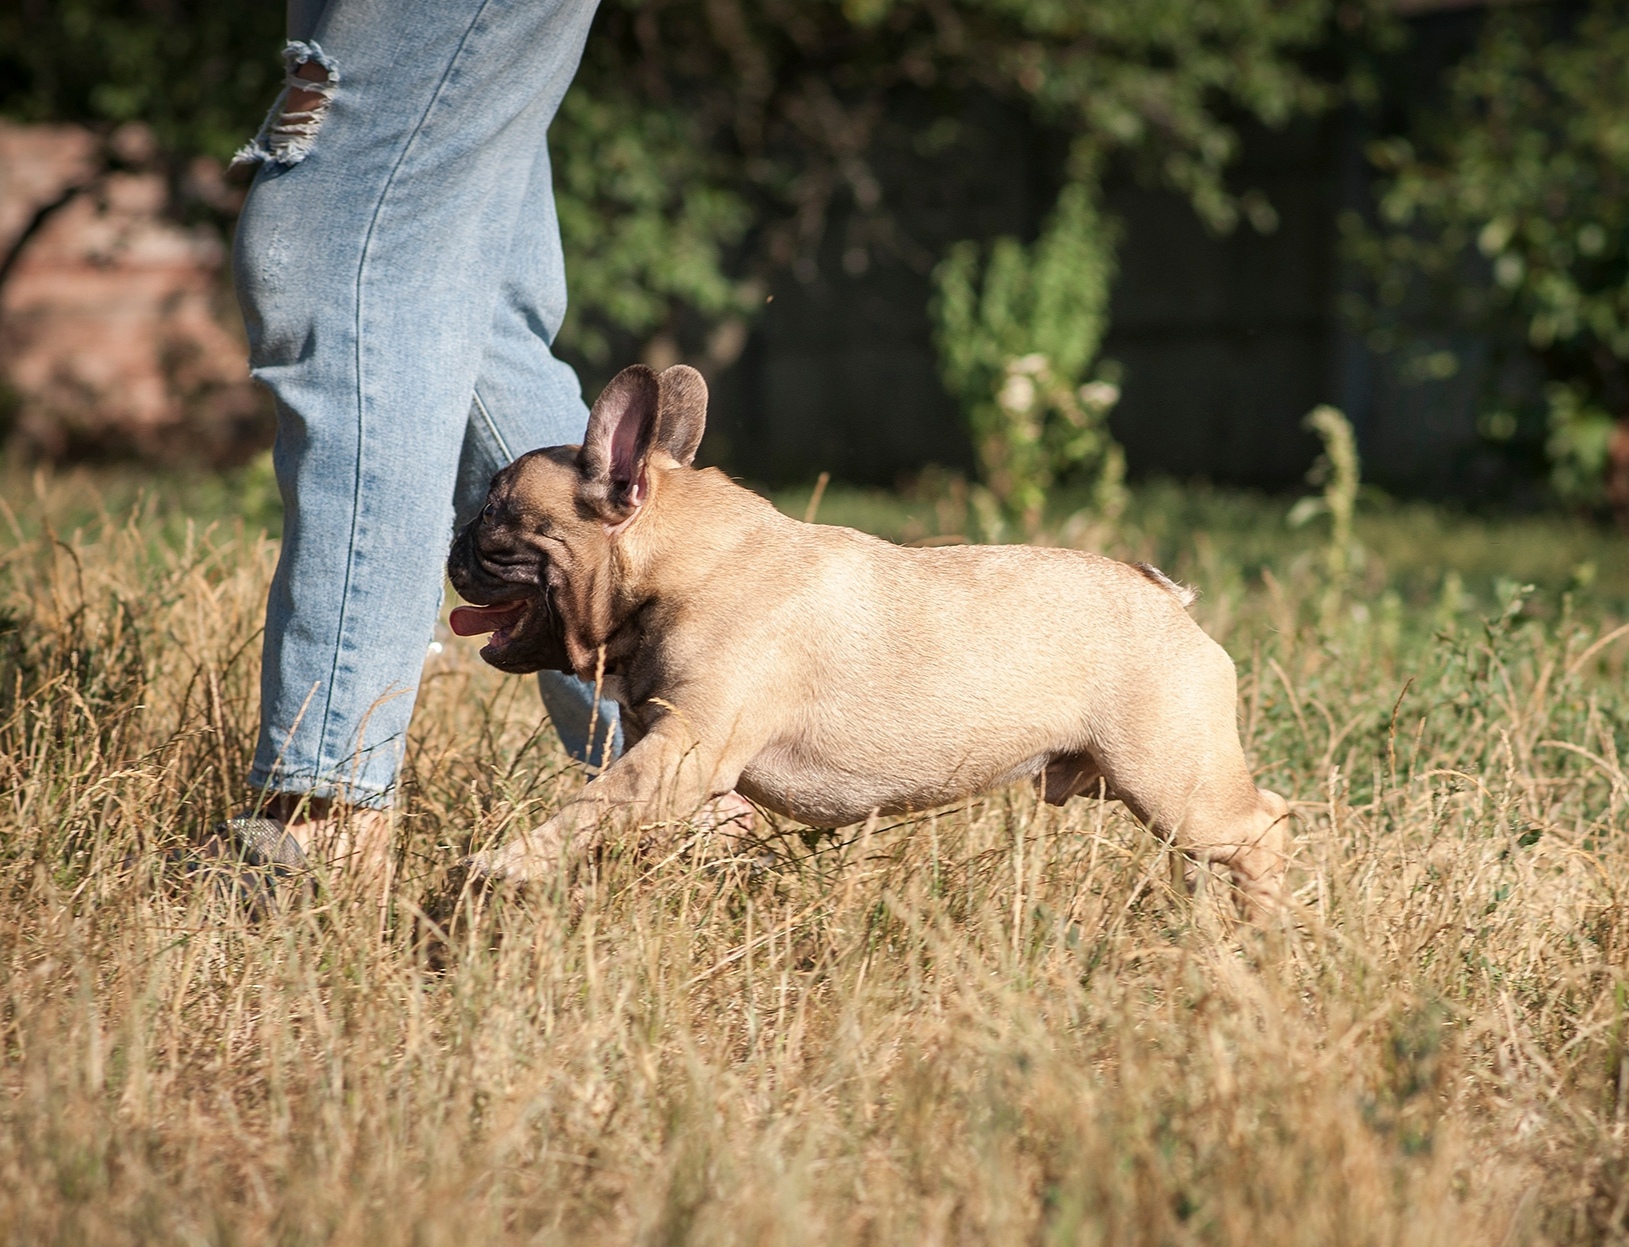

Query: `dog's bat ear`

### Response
(580, 363, 709, 523)
(580, 364, 661, 518)
(655, 364, 707, 467)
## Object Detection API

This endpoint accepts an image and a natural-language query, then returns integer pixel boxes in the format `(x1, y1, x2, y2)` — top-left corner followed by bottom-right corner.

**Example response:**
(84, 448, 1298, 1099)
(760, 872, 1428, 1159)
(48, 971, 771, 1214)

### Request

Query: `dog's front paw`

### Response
(464, 832, 562, 884)
(463, 847, 511, 882)
(692, 791, 759, 834)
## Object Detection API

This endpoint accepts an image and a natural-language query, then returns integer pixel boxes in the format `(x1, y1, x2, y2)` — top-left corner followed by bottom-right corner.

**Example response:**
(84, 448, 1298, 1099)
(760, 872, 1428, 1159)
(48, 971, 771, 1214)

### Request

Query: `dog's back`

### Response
(633, 472, 1248, 832)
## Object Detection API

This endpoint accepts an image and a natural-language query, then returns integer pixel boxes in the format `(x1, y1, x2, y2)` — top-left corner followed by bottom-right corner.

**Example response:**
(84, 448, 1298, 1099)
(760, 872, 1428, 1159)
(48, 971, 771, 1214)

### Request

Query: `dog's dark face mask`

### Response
(446, 363, 708, 677)
(445, 448, 578, 675)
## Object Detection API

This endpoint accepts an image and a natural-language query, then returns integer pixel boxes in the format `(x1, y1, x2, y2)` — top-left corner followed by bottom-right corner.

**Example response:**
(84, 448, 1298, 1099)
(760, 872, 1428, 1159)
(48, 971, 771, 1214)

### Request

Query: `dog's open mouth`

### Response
(449, 601, 529, 647)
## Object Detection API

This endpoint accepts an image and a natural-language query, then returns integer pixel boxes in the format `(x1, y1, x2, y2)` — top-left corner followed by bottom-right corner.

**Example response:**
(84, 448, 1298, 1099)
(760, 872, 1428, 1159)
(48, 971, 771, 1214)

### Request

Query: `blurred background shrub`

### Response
(932, 182, 1122, 538)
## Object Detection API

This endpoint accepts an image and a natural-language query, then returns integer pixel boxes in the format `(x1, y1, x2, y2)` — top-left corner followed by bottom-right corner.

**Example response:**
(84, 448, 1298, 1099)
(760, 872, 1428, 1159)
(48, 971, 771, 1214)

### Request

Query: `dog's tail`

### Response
(1133, 562, 1198, 610)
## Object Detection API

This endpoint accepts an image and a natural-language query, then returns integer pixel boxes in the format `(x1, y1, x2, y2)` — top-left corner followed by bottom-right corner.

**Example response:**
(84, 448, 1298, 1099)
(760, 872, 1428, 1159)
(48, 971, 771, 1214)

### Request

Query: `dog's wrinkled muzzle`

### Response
(445, 517, 570, 673)
(448, 521, 519, 601)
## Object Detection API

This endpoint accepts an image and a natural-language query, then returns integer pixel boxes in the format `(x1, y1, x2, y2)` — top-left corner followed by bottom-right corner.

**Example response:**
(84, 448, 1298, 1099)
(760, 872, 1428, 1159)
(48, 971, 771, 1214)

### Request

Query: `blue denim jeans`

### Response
(233, 0, 619, 808)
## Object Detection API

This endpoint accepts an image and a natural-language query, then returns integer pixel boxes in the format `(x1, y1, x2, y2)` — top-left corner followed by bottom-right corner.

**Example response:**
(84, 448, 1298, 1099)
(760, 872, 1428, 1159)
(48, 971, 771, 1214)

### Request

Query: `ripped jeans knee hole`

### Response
(232, 40, 338, 169)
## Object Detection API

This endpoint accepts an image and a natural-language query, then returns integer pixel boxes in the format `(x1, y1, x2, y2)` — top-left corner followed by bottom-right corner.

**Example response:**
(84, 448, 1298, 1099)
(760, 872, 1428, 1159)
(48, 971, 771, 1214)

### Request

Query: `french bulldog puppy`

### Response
(447, 364, 1290, 917)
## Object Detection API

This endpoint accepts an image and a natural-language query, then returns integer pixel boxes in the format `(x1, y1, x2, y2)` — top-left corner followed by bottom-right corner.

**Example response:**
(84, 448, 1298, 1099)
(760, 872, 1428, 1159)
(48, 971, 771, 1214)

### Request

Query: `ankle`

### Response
(254, 791, 335, 825)
(247, 793, 392, 869)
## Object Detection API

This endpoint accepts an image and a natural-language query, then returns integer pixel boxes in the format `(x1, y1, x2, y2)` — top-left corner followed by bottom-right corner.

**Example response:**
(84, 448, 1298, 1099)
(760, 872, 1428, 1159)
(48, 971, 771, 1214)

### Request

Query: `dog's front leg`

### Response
(469, 716, 755, 883)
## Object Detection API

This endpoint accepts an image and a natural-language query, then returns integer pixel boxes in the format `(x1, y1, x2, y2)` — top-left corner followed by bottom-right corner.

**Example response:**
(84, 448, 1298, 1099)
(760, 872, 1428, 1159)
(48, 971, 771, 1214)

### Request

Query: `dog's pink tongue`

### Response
(449, 603, 525, 637)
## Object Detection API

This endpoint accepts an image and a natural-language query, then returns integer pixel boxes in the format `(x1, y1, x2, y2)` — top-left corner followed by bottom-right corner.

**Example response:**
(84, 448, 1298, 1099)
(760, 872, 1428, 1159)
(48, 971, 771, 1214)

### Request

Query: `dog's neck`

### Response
(574, 465, 785, 684)
(615, 464, 781, 588)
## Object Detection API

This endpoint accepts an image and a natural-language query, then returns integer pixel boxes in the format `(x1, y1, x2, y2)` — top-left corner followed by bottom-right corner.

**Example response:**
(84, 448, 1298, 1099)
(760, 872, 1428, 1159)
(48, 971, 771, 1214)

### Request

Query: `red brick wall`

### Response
(0, 121, 269, 465)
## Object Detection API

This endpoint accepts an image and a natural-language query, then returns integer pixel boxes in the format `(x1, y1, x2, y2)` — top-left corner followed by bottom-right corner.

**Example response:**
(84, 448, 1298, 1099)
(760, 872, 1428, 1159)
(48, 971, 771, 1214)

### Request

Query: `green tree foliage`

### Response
(932, 183, 1122, 535)
(0, 0, 283, 162)
(1352, 2, 1629, 518)
(578, 0, 1349, 276)
(549, 88, 754, 363)
(572, 0, 1365, 502)
(2, 0, 1367, 443)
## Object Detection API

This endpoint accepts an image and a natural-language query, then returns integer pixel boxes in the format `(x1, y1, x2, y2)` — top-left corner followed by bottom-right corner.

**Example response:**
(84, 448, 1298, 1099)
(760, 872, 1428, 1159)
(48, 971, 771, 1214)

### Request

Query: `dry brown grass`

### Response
(3, 470, 1629, 1245)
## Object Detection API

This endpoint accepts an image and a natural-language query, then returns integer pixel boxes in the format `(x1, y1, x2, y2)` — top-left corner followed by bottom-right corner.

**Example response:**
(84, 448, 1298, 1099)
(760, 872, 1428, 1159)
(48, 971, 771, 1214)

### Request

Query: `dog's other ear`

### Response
(579, 364, 661, 519)
(655, 364, 707, 467)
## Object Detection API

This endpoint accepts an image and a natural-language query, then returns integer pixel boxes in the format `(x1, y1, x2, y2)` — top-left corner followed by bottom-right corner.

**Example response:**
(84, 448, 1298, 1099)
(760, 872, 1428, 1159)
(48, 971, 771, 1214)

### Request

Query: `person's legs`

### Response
(233, 0, 603, 829)
(448, 130, 621, 765)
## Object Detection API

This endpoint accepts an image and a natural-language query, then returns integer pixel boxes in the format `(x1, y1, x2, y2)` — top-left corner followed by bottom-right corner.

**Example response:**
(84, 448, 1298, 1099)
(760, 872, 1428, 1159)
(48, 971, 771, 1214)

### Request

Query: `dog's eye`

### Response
(482, 502, 497, 520)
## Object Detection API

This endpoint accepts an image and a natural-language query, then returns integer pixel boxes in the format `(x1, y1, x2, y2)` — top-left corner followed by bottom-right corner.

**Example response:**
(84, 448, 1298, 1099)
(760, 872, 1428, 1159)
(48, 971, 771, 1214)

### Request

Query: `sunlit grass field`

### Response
(3, 461, 1628, 1245)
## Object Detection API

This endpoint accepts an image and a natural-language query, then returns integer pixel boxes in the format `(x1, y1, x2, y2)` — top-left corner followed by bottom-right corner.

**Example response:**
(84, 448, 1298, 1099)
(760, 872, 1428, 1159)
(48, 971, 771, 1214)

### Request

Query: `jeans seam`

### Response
(472, 387, 515, 463)
(314, 0, 500, 776)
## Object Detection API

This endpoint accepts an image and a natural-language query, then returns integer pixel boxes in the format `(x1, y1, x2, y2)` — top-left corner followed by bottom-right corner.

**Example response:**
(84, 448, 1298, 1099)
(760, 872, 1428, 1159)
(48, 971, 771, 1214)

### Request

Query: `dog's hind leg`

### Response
(1182, 787, 1290, 920)
(1089, 645, 1290, 920)
(1115, 773, 1289, 921)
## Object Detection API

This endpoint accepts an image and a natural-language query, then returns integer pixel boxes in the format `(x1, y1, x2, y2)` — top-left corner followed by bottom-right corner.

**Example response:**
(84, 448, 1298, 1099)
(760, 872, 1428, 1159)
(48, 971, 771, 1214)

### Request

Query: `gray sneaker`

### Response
(216, 817, 311, 871)
(194, 817, 313, 915)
